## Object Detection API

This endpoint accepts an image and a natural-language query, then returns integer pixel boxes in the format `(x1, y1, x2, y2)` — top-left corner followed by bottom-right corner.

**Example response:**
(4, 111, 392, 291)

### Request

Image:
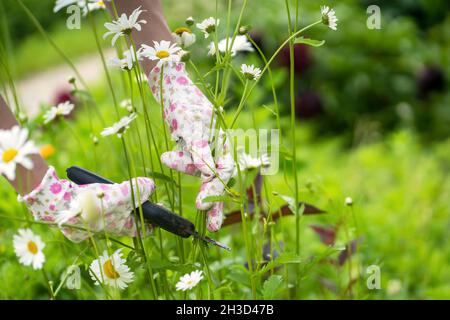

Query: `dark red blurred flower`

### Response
(417, 66, 445, 99)
(277, 43, 313, 74)
(295, 90, 323, 119)
(53, 88, 75, 106)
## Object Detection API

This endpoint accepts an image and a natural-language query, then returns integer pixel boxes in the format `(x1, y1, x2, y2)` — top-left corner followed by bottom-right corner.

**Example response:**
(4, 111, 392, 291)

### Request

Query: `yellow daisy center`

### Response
(174, 27, 191, 35)
(2, 148, 18, 163)
(40, 144, 55, 159)
(156, 50, 170, 59)
(27, 240, 38, 255)
(97, 0, 105, 5)
(103, 259, 120, 279)
(186, 279, 193, 286)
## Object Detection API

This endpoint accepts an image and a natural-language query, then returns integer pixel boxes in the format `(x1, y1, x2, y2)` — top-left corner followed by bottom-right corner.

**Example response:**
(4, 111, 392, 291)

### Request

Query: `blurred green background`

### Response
(0, 0, 449, 299)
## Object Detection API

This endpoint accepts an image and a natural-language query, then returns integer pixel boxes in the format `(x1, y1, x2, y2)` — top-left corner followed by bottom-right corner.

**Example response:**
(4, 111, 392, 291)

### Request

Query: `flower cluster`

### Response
(12, 226, 206, 292)
(9, 3, 341, 298)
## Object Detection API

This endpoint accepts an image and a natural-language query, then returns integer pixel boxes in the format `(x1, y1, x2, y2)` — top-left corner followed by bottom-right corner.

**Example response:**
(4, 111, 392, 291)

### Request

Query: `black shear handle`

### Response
(66, 166, 195, 238)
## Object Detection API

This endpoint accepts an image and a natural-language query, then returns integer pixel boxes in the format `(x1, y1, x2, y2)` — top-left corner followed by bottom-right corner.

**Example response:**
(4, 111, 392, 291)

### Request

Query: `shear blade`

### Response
(192, 232, 231, 251)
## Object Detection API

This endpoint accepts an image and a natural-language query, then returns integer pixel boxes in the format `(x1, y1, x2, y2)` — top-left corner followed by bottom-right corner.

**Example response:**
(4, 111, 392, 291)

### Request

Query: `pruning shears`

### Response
(66, 166, 231, 251)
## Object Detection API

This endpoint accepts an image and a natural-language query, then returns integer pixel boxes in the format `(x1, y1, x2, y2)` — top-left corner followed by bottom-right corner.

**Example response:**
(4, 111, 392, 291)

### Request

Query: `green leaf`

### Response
(226, 265, 252, 288)
(262, 275, 284, 299)
(148, 260, 195, 273)
(261, 104, 277, 116)
(258, 252, 302, 275)
(294, 37, 326, 47)
(227, 177, 237, 188)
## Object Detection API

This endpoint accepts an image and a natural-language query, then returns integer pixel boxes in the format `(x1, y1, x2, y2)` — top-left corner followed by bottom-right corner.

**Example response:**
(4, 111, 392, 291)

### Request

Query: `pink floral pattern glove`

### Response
(19, 166, 155, 242)
(148, 62, 235, 232)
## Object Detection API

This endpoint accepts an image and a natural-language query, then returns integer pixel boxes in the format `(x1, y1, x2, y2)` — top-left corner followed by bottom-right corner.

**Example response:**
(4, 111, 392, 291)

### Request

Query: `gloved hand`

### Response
(147, 61, 234, 232)
(19, 166, 155, 242)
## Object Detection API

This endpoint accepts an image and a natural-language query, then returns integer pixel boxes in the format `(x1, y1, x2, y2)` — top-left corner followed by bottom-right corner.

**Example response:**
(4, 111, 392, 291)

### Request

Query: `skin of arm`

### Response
(0, 95, 49, 195)
(107, 0, 173, 73)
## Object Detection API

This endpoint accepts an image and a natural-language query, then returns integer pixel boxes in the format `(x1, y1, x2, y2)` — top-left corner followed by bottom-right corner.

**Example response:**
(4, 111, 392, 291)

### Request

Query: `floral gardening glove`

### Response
(19, 166, 155, 242)
(148, 61, 235, 232)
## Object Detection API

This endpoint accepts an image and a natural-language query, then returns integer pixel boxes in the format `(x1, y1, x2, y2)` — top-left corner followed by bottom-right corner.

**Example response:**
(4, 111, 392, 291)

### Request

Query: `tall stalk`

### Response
(86, 9, 120, 118)
(285, 0, 301, 297)
(228, 20, 322, 127)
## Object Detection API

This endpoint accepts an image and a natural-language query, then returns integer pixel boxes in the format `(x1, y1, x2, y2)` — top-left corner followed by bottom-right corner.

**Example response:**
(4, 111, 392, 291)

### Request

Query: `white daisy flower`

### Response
(240, 64, 262, 81)
(101, 113, 137, 138)
(13, 229, 45, 270)
(0, 126, 38, 181)
(57, 189, 104, 231)
(53, 0, 79, 12)
(44, 101, 75, 124)
(236, 148, 270, 172)
(172, 27, 196, 48)
(54, 0, 107, 14)
(81, 0, 107, 16)
(207, 35, 254, 56)
(108, 45, 143, 70)
(196, 17, 219, 38)
(89, 249, 134, 289)
(141, 40, 181, 67)
(103, 6, 147, 46)
(175, 270, 203, 291)
(321, 6, 338, 31)
(62, 265, 81, 290)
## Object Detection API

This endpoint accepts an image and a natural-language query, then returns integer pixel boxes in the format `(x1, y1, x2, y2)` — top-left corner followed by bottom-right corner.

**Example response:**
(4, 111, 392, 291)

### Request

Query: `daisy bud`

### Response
(68, 77, 76, 84)
(185, 16, 194, 26)
(92, 135, 99, 145)
(238, 25, 249, 35)
(96, 190, 105, 199)
(345, 197, 353, 206)
(127, 105, 134, 113)
(17, 112, 28, 123)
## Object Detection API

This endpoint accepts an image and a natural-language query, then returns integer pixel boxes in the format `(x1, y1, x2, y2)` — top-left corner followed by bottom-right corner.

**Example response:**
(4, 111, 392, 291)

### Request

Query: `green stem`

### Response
(285, 0, 301, 298)
(87, 8, 120, 118)
(41, 268, 55, 300)
(228, 20, 322, 128)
